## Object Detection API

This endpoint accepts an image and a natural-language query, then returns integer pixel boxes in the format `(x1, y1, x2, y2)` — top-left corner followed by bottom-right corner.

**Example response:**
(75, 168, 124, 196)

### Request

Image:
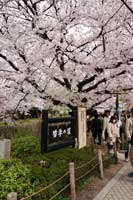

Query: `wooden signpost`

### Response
(41, 106, 87, 153)
(41, 108, 77, 153)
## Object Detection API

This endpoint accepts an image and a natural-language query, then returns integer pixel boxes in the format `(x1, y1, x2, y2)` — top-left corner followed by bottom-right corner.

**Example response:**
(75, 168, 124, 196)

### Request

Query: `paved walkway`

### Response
(94, 156, 133, 200)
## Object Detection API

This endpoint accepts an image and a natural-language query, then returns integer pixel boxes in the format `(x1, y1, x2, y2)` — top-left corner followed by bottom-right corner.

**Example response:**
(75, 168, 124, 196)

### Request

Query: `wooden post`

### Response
(7, 192, 17, 200)
(69, 162, 76, 200)
(98, 149, 104, 179)
(41, 110, 48, 153)
(71, 107, 78, 148)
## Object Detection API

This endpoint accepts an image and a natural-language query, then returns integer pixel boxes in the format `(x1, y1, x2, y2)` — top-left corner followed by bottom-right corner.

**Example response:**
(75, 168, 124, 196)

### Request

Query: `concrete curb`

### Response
(93, 163, 129, 200)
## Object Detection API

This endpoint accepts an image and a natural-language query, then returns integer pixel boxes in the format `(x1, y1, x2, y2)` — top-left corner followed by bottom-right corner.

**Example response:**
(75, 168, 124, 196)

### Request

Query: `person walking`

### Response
(120, 111, 127, 149)
(113, 113, 122, 151)
(125, 108, 133, 161)
(108, 115, 118, 154)
(91, 112, 102, 145)
(102, 110, 110, 143)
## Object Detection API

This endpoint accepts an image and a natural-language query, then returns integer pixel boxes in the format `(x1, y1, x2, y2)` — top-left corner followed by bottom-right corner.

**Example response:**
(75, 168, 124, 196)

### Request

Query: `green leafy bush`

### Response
(11, 136, 40, 158)
(0, 159, 33, 199)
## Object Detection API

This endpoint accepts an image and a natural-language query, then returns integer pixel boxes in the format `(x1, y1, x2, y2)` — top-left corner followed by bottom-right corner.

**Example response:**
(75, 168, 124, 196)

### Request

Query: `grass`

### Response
(0, 118, 40, 127)
(0, 119, 41, 139)
(16, 118, 41, 125)
(0, 122, 9, 127)
(77, 176, 96, 191)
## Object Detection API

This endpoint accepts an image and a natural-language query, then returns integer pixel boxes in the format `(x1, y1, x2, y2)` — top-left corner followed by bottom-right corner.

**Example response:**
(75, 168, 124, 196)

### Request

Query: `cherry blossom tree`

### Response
(0, 0, 133, 117)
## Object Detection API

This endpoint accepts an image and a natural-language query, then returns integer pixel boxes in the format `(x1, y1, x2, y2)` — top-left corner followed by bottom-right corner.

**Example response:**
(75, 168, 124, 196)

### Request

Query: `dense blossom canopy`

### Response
(0, 0, 133, 117)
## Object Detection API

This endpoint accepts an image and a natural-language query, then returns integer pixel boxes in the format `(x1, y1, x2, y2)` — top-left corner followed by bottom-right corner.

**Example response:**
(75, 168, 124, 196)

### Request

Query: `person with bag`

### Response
(125, 108, 133, 162)
(108, 115, 118, 154)
(113, 113, 122, 151)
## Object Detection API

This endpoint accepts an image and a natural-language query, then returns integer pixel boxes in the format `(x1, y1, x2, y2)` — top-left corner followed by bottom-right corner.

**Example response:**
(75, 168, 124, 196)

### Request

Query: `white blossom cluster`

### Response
(0, 0, 133, 118)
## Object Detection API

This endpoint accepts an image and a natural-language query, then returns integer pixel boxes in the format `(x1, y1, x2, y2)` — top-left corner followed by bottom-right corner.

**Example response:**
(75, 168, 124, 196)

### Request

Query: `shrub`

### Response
(11, 136, 40, 158)
(0, 159, 33, 199)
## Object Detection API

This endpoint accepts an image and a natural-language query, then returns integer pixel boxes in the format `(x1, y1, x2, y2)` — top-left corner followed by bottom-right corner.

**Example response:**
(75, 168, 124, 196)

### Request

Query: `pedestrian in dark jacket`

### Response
(91, 111, 102, 145)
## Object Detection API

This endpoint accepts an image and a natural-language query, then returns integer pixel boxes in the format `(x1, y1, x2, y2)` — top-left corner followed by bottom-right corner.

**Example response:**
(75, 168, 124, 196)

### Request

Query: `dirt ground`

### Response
(76, 161, 123, 200)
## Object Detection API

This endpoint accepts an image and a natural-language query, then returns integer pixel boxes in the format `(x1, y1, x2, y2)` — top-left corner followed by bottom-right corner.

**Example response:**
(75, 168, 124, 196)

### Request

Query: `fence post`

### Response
(69, 162, 76, 200)
(7, 192, 17, 200)
(98, 149, 104, 179)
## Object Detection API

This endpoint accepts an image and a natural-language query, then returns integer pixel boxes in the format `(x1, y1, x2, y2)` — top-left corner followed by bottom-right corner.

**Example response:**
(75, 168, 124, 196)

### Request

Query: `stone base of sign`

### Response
(0, 139, 11, 159)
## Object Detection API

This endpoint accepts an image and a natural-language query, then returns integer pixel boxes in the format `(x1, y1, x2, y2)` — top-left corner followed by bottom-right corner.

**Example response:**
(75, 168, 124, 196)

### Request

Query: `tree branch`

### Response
(120, 0, 133, 14)
(91, 95, 112, 108)
(77, 75, 97, 92)
(0, 54, 19, 71)
(82, 78, 107, 93)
